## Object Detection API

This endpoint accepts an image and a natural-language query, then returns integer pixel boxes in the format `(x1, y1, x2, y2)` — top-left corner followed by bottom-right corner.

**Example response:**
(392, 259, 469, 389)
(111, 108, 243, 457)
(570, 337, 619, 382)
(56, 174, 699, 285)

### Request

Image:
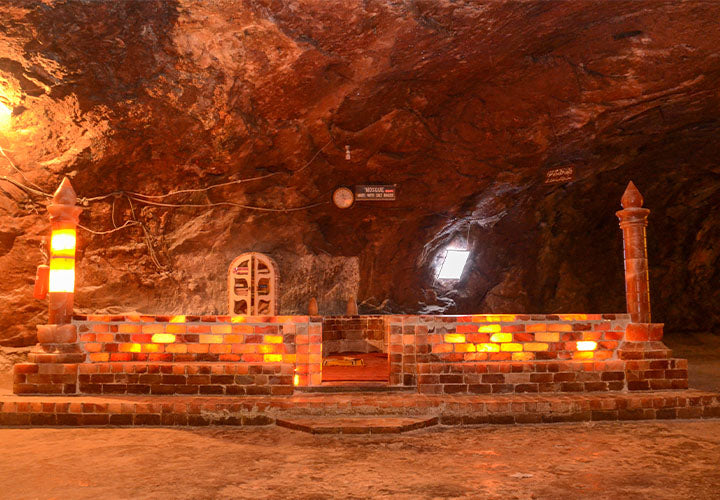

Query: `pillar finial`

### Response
(52, 177, 77, 206)
(621, 181, 643, 209)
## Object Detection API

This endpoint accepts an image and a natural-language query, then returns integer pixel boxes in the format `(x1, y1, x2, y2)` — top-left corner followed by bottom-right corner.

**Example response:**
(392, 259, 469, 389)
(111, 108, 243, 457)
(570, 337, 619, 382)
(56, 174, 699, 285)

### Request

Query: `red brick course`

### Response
(0, 390, 717, 427)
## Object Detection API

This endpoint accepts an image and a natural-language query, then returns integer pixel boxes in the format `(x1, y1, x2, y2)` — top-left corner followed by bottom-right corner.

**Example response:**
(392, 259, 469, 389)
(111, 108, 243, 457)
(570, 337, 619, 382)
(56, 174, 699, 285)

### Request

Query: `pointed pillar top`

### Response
(52, 177, 77, 206)
(620, 181, 643, 209)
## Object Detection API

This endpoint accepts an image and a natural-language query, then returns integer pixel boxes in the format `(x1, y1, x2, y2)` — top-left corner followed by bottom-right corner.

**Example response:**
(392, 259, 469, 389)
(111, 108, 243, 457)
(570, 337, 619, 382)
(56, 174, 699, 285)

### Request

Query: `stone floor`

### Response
(1, 421, 719, 499)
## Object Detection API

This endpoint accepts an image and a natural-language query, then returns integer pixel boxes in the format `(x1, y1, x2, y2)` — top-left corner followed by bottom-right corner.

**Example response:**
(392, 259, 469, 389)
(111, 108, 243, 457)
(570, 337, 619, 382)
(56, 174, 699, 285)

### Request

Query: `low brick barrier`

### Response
(13, 313, 688, 397)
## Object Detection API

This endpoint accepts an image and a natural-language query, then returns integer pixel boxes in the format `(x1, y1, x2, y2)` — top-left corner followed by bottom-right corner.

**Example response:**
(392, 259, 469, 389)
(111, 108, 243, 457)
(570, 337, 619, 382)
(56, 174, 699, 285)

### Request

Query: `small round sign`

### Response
(332, 187, 354, 209)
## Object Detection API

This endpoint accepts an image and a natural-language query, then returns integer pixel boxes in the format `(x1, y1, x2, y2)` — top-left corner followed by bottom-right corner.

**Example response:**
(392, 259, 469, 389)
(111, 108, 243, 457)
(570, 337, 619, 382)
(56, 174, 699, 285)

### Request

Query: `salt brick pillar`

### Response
(616, 181, 651, 323)
(30, 178, 84, 365)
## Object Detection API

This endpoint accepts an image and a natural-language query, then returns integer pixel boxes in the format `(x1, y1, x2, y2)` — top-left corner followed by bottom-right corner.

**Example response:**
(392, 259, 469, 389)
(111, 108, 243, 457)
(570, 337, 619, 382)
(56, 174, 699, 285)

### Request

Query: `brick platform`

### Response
(1, 389, 718, 427)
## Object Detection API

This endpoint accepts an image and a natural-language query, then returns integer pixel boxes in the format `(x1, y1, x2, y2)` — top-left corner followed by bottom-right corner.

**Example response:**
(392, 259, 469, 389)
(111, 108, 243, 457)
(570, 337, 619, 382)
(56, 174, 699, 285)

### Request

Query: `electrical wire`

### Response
(0, 146, 48, 194)
(79, 139, 333, 204)
(125, 198, 329, 212)
(78, 220, 141, 235)
(0, 175, 51, 198)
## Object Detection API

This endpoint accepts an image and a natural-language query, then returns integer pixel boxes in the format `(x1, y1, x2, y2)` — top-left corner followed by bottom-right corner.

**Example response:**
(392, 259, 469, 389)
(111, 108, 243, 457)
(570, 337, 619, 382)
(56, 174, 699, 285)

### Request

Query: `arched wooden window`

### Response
(227, 252, 277, 315)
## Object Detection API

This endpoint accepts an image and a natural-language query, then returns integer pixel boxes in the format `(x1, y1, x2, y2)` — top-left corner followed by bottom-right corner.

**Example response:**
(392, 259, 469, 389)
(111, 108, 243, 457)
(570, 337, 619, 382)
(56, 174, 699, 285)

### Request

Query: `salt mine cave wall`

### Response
(0, 0, 718, 347)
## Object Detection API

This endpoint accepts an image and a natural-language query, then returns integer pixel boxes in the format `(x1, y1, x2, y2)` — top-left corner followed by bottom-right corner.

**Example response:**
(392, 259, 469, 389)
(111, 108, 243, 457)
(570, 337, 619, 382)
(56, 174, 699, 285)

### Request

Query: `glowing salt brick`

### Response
(84, 343, 101, 353)
(223, 335, 242, 343)
(477, 343, 500, 352)
(199, 334, 223, 344)
(432, 344, 453, 353)
(403, 334, 414, 345)
(524, 342, 549, 352)
(188, 325, 211, 333)
(573, 351, 594, 360)
(119, 343, 141, 353)
(512, 352, 534, 361)
(265, 335, 283, 344)
(258, 344, 279, 354)
(471, 315, 490, 322)
(142, 344, 161, 353)
(500, 343, 522, 352)
(576, 341, 598, 351)
(534, 331, 559, 342)
(89, 353, 109, 362)
(489, 333, 512, 343)
(582, 332, 602, 341)
(464, 352, 488, 361)
(80, 334, 95, 342)
(169, 315, 186, 323)
(293, 374, 300, 386)
(118, 324, 141, 333)
(166, 344, 187, 354)
(166, 324, 186, 334)
(444, 334, 466, 343)
(210, 344, 231, 353)
(454, 343, 476, 353)
(188, 344, 209, 353)
(211, 324, 232, 334)
(513, 333, 534, 342)
(477, 324, 501, 333)
(526, 324, 548, 332)
(309, 353, 322, 364)
(559, 314, 588, 321)
(496, 314, 517, 322)
(96, 333, 114, 342)
(151, 333, 176, 343)
(141, 324, 163, 334)
(467, 333, 490, 343)
(232, 324, 254, 334)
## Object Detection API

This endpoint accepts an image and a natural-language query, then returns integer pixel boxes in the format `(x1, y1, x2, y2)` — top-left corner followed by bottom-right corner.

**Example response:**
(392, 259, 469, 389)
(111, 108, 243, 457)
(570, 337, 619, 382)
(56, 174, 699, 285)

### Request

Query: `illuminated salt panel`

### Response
(50, 229, 77, 257)
(437, 249, 470, 280)
(151, 333, 176, 343)
(48, 258, 75, 293)
(490, 333, 512, 343)
(445, 334, 466, 343)
(576, 341, 598, 351)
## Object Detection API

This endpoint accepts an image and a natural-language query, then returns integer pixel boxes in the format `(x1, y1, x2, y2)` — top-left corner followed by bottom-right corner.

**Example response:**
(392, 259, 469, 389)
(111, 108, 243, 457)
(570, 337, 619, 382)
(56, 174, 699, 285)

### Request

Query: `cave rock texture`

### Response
(0, 0, 718, 346)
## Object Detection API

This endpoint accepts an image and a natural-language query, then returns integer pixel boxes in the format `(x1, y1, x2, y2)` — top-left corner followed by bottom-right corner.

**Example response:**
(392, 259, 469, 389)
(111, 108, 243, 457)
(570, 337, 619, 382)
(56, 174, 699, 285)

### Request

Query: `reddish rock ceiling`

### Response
(0, 0, 718, 345)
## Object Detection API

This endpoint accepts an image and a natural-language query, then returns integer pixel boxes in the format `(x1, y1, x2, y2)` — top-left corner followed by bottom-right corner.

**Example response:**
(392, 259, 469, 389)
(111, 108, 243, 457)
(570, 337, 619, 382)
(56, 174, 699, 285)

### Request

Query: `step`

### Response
(276, 416, 438, 434)
(295, 383, 413, 393)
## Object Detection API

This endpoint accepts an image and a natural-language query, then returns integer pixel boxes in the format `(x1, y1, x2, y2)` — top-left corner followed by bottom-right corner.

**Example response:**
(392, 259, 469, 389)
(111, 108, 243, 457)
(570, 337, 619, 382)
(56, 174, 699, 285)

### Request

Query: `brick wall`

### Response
(322, 316, 385, 355)
(383, 313, 686, 394)
(14, 312, 688, 397)
(74, 314, 301, 364)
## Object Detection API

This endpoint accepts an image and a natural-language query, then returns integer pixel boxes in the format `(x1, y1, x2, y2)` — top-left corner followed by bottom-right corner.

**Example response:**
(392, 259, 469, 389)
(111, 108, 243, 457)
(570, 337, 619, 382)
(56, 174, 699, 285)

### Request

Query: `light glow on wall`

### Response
(436, 249, 470, 280)
(0, 101, 11, 129)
